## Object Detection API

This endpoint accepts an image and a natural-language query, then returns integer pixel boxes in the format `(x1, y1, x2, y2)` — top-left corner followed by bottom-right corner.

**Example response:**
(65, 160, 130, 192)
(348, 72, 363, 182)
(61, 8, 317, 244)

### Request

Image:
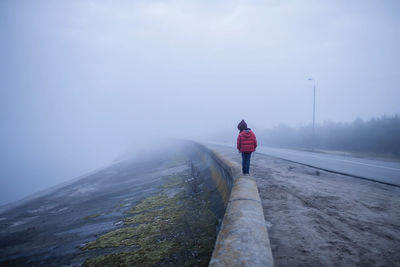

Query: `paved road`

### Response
(206, 143, 400, 266)
(256, 147, 400, 186)
(206, 142, 400, 186)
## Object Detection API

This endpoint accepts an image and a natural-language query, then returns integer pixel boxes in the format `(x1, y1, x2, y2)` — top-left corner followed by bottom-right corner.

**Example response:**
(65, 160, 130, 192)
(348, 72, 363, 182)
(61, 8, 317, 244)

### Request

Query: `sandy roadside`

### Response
(208, 144, 400, 267)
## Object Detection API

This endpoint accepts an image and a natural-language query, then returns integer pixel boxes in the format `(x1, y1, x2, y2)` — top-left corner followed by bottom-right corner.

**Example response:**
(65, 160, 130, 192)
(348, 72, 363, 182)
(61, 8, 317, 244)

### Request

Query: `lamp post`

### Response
(308, 78, 316, 151)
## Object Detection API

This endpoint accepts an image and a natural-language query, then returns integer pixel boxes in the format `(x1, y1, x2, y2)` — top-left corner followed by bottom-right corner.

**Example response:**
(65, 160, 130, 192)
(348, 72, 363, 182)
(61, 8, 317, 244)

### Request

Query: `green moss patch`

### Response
(83, 169, 218, 266)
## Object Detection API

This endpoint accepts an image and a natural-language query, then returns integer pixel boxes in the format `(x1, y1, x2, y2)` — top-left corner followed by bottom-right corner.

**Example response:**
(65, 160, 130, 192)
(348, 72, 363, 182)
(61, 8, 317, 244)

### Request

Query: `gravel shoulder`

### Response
(208, 144, 400, 267)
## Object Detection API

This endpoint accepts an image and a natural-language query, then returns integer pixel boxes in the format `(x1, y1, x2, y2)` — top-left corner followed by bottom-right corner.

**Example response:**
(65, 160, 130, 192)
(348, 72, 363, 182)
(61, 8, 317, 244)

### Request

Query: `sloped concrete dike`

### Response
(0, 141, 273, 266)
(197, 143, 274, 267)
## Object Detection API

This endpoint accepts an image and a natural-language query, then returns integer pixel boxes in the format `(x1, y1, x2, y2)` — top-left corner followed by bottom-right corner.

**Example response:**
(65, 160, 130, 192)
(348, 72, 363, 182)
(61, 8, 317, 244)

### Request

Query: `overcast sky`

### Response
(1, 0, 399, 205)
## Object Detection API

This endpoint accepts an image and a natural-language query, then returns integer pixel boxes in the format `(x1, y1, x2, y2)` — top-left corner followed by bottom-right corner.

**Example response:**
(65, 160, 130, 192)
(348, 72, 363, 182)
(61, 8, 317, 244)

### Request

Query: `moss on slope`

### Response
(83, 171, 218, 266)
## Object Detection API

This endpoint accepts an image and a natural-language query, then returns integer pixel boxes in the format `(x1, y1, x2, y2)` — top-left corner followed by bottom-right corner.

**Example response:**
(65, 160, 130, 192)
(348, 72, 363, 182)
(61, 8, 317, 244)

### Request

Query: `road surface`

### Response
(256, 147, 400, 186)
(206, 143, 400, 267)
(207, 142, 400, 186)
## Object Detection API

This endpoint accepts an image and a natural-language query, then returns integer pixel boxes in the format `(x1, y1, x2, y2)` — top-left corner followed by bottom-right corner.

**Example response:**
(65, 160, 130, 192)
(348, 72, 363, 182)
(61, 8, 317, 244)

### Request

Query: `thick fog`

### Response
(1, 0, 399, 205)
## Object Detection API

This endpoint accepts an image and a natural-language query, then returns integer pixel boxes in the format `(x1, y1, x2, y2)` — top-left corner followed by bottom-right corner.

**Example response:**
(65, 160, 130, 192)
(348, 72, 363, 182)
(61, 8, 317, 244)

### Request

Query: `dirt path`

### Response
(208, 144, 400, 267)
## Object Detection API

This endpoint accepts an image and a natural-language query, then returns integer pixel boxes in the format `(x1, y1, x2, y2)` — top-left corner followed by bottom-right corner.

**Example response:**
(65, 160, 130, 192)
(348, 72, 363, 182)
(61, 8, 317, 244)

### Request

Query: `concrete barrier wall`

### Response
(196, 143, 274, 267)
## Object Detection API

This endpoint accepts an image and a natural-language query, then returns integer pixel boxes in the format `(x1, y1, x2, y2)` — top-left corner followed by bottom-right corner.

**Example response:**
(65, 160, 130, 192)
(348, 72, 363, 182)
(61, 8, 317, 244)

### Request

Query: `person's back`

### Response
(238, 129, 257, 153)
(237, 120, 257, 174)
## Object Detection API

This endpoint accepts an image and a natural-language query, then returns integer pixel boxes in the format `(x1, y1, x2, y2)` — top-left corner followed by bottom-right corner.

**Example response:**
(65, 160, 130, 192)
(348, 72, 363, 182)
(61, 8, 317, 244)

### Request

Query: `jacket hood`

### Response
(240, 128, 252, 136)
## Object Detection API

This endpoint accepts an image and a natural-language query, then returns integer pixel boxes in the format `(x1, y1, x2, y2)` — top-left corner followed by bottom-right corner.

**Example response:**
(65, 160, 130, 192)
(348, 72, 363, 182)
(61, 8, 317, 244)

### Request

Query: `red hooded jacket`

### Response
(237, 129, 257, 153)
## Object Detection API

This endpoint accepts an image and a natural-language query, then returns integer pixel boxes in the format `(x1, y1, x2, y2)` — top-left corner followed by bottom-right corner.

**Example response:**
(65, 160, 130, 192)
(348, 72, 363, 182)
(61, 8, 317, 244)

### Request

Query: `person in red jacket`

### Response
(237, 120, 257, 175)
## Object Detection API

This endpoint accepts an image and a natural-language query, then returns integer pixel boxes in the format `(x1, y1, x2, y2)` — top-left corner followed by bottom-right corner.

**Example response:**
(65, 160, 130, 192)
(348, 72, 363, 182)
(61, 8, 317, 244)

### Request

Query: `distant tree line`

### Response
(259, 115, 400, 156)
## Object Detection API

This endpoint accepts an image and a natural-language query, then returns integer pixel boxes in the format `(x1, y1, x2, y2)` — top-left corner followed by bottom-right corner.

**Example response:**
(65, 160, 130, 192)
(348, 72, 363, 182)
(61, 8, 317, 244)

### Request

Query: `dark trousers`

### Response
(241, 152, 251, 174)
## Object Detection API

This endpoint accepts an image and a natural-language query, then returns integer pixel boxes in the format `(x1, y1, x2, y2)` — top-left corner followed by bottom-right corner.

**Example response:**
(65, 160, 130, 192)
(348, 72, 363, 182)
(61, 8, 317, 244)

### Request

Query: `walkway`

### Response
(207, 144, 400, 266)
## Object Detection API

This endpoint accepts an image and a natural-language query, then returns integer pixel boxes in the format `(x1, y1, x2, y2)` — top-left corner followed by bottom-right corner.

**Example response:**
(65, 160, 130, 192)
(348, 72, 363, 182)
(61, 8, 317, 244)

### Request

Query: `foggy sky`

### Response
(1, 0, 400, 205)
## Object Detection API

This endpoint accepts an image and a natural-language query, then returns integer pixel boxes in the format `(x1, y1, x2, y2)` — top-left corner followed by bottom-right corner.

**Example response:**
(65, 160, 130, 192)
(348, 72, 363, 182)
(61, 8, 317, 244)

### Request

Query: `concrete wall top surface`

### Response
(197, 143, 274, 267)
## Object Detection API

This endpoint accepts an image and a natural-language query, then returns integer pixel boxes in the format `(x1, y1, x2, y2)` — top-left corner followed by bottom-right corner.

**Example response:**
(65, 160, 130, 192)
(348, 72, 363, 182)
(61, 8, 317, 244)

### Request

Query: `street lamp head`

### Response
(308, 78, 313, 81)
